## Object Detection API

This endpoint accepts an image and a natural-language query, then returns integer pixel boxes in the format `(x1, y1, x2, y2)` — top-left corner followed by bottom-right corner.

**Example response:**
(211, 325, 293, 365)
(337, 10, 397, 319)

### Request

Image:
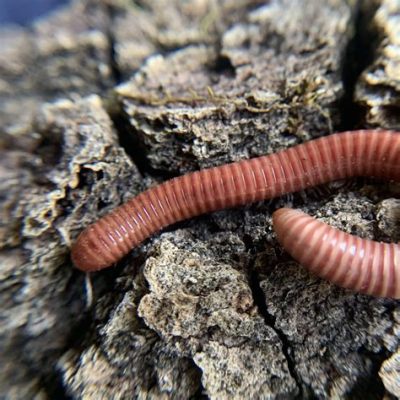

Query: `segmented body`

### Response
(71, 129, 400, 297)
(272, 208, 400, 298)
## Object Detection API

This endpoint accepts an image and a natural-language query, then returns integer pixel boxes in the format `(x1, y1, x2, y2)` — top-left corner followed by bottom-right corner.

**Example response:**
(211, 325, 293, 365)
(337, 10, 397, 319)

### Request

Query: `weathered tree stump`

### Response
(1, 0, 399, 398)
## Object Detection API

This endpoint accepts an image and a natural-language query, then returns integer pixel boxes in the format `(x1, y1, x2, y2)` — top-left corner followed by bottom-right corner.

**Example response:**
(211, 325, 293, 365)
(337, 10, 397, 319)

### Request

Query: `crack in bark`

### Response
(40, 368, 73, 400)
(248, 268, 311, 399)
(107, 103, 180, 180)
(347, 346, 387, 400)
(104, 3, 123, 85)
(338, 0, 381, 130)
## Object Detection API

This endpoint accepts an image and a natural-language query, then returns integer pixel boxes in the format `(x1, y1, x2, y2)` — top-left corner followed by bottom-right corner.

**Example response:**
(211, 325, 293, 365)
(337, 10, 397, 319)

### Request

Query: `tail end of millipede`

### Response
(71, 228, 109, 272)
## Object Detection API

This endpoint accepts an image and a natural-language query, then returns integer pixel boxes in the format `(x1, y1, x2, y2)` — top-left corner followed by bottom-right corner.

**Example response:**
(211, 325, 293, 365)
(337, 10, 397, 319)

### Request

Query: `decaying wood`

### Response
(0, 0, 399, 398)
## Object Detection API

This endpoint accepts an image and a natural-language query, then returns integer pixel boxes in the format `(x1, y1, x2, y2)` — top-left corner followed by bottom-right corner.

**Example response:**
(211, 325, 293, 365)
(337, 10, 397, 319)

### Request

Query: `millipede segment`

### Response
(272, 208, 400, 298)
(71, 129, 400, 298)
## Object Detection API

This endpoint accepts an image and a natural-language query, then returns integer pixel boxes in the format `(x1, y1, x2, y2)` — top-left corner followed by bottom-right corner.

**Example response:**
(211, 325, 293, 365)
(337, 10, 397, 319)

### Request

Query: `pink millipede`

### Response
(272, 208, 400, 298)
(71, 130, 400, 298)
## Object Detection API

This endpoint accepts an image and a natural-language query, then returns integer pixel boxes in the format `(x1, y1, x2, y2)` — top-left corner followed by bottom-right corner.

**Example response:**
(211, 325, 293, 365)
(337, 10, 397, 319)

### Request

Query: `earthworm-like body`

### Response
(272, 208, 400, 298)
(71, 130, 400, 279)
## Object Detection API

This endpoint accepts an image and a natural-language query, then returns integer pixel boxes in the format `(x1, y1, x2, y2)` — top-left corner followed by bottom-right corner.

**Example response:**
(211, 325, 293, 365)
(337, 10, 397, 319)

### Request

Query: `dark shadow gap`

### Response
(347, 346, 388, 400)
(338, 0, 381, 130)
(104, 4, 123, 85)
(107, 101, 179, 180)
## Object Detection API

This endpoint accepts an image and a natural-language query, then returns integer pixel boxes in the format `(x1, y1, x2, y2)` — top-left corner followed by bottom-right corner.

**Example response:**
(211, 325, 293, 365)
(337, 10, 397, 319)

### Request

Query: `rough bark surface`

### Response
(0, 0, 399, 399)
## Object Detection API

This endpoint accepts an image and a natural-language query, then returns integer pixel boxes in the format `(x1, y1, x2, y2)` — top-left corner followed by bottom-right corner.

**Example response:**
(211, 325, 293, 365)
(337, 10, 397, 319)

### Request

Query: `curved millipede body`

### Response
(71, 130, 400, 293)
(272, 208, 400, 298)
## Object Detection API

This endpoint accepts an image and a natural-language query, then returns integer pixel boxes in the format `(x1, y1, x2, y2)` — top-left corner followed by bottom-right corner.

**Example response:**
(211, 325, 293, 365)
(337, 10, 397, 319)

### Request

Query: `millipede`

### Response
(71, 130, 400, 298)
(273, 208, 400, 298)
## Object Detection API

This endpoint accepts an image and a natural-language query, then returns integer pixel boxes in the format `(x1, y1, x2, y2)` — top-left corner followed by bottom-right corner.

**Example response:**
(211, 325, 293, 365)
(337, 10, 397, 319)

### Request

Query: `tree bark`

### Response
(1, 0, 399, 398)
